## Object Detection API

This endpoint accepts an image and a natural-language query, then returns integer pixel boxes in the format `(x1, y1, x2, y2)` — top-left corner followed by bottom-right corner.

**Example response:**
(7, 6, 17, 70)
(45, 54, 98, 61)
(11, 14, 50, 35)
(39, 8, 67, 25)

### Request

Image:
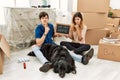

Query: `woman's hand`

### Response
(74, 24, 83, 41)
(54, 33, 62, 37)
(63, 34, 69, 38)
(79, 37, 83, 41)
(74, 25, 79, 29)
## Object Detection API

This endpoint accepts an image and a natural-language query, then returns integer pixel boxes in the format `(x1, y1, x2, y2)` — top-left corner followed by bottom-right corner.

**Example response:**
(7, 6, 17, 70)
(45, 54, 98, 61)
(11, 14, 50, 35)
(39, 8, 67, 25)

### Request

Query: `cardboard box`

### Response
(0, 34, 10, 74)
(77, 0, 110, 13)
(107, 18, 120, 27)
(98, 39, 120, 61)
(83, 13, 107, 29)
(111, 9, 120, 17)
(106, 24, 119, 33)
(85, 28, 110, 45)
(110, 31, 120, 38)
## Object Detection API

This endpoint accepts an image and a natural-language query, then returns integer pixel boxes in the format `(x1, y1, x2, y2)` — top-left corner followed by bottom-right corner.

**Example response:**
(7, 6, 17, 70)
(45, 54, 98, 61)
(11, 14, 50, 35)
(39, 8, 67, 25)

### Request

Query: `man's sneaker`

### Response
(29, 39, 36, 47)
(39, 62, 52, 72)
(27, 51, 36, 57)
(81, 48, 94, 65)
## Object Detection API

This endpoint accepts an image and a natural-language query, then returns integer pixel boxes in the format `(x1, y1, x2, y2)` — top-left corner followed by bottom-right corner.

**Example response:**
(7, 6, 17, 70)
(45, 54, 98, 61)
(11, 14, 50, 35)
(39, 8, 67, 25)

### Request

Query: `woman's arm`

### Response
(74, 25, 83, 41)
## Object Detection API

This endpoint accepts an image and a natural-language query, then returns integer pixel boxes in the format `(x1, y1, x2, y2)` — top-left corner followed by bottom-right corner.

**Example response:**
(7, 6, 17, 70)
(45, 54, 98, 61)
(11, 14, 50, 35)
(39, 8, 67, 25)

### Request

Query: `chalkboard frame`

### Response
(55, 23, 70, 34)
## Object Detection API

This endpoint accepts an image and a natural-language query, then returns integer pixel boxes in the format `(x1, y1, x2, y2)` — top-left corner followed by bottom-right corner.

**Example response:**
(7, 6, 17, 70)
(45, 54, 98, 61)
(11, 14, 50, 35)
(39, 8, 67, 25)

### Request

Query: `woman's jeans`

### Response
(60, 41, 90, 55)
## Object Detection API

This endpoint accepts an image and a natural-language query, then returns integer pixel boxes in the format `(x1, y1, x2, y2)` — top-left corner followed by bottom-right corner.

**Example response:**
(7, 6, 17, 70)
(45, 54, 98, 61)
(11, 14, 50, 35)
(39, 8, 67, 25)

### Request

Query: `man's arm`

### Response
(36, 24, 50, 46)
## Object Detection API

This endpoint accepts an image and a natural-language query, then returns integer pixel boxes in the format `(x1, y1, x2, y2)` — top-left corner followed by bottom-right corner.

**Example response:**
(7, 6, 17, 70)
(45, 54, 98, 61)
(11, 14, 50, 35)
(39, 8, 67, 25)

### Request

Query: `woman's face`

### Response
(74, 17, 81, 25)
(40, 15, 49, 25)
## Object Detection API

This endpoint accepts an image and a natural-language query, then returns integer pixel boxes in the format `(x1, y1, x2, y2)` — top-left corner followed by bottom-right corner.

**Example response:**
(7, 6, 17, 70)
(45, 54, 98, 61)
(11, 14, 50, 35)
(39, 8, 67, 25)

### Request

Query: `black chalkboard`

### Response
(56, 23, 70, 34)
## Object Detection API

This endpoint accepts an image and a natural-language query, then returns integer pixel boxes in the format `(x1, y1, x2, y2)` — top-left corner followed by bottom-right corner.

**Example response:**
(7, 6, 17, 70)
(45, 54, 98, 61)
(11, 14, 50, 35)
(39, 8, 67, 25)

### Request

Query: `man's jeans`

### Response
(32, 45, 48, 64)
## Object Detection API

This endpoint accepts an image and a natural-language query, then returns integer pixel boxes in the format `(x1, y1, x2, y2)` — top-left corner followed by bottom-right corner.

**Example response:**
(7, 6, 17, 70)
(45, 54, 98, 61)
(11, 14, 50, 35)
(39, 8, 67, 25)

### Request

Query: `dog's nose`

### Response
(59, 73, 65, 78)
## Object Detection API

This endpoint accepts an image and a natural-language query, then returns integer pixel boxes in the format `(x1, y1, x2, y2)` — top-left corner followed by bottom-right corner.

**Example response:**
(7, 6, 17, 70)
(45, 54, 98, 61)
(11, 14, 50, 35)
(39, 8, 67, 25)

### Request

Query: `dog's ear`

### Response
(68, 61, 76, 74)
(51, 50, 59, 62)
(53, 61, 59, 73)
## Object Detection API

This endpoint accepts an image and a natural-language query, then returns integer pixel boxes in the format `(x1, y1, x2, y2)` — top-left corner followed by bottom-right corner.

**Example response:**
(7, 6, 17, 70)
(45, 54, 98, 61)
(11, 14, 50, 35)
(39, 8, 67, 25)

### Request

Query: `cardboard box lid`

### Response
(0, 34, 10, 58)
(99, 39, 120, 46)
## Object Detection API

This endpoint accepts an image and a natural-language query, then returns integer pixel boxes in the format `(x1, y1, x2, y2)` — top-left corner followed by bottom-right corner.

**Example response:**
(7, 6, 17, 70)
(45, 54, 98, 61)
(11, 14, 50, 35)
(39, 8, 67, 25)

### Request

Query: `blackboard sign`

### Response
(56, 23, 70, 34)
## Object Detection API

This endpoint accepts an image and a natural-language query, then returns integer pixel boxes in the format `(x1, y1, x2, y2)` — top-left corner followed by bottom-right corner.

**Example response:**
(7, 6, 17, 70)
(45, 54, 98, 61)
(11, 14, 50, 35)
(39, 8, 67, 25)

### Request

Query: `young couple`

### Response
(28, 11, 94, 72)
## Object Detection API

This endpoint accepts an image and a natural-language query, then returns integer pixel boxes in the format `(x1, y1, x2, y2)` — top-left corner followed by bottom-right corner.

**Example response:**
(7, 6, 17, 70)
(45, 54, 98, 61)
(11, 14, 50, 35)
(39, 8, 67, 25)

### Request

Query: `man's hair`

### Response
(39, 12, 49, 19)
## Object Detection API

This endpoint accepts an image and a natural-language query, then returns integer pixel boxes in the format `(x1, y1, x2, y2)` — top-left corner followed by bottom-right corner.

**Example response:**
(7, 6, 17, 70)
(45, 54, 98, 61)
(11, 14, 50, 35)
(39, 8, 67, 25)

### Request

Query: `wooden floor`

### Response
(0, 45, 120, 80)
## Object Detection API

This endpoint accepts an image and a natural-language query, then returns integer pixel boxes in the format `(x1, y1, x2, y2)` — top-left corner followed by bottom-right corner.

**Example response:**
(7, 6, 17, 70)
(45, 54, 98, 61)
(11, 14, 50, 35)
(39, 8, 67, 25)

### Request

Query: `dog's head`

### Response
(52, 54, 76, 78)
(53, 57, 71, 78)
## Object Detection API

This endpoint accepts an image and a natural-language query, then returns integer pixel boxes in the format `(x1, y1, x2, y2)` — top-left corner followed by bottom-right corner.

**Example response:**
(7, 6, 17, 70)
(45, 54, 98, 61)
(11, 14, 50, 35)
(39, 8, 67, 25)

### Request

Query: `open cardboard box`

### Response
(98, 39, 120, 61)
(0, 34, 10, 74)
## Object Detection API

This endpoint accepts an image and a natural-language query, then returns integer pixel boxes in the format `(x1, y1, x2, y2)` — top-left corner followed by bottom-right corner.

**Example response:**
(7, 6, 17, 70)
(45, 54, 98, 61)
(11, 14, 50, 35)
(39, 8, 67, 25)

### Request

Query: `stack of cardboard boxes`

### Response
(77, 0, 120, 61)
(97, 8, 120, 61)
(106, 18, 119, 32)
(107, 8, 120, 32)
(77, 0, 111, 45)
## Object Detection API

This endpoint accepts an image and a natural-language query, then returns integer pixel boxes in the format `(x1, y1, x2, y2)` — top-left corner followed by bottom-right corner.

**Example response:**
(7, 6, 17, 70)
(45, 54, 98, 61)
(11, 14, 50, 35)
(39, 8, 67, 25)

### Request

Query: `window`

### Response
(0, 0, 15, 25)
(50, 0, 59, 10)
(50, 0, 68, 11)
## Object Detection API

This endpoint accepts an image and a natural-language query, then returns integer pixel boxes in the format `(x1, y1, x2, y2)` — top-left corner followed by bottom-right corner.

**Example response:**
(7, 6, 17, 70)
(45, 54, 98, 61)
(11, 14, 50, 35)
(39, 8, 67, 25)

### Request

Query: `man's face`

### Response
(40, 15, 49, 25)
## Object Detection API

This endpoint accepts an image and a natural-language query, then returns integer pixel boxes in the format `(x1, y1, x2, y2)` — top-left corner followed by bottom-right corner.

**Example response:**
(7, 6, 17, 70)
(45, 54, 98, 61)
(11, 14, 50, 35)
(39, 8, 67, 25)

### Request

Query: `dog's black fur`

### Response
(40, 43, 76, 78)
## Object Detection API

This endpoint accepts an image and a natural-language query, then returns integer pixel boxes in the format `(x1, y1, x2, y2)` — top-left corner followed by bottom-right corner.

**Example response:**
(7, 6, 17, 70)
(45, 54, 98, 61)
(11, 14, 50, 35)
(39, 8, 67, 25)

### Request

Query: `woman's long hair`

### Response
(72, 12, 84, 29)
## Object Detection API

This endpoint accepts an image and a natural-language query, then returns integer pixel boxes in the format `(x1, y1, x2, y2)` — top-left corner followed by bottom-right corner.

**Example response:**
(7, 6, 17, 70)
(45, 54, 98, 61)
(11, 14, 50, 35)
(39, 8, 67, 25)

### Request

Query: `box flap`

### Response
(0, 34, 10, 58)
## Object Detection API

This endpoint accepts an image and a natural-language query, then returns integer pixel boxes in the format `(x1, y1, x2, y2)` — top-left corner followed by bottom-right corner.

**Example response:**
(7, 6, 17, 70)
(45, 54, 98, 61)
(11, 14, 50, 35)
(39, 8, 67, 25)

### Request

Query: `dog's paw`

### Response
(72, 70, 76, 74)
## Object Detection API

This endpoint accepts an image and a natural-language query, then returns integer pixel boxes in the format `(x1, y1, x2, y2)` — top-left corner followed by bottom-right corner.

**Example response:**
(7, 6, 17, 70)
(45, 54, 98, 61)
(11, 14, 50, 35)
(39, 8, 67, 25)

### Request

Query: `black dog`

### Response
(29, 43, 76, 78)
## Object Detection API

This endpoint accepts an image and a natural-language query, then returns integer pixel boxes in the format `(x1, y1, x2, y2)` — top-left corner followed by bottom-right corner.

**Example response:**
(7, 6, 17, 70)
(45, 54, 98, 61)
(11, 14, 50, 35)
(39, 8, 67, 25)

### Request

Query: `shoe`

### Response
(39, 62, 52, 72)
(29, 39, 36, 47)
(81, 48, 94, 65)
(27, 51, 36, 57)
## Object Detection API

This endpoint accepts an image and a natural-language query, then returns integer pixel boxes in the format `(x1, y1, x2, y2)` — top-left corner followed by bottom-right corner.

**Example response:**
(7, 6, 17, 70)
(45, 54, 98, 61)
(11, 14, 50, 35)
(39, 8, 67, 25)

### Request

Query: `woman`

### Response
(60, 12, 94, 65)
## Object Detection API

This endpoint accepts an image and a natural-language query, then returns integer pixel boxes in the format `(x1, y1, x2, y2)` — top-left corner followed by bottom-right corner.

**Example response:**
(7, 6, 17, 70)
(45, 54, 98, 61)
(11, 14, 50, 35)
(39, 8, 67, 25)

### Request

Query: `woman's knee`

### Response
(60, 41, 68, 46)
(85, 44, 91, 49)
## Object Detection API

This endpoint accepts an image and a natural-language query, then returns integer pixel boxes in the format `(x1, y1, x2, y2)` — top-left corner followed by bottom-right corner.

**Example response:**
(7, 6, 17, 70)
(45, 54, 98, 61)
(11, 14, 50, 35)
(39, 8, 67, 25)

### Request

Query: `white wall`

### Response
(67, 0, 73, 12)
(110, 0, 120, 9)
(29, 0, 42, 7)
(29, 0, 50, 7)
(72, 0, 77, 12)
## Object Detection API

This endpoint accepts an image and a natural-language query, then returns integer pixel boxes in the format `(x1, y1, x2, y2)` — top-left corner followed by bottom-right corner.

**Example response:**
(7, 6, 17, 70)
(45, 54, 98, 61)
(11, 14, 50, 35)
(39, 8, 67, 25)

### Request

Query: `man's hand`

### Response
(44, 24, 50, 34)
